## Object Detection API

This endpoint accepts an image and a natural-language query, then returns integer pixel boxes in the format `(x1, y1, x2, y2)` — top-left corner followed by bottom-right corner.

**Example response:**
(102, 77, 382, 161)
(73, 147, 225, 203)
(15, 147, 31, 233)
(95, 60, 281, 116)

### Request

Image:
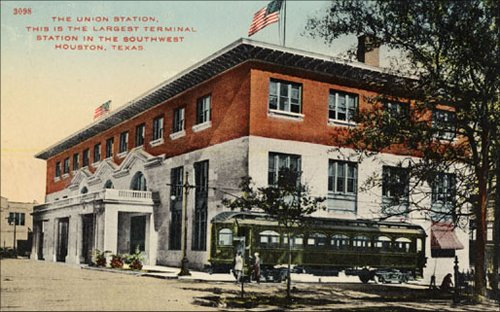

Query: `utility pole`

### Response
(178, 171, 191, 276)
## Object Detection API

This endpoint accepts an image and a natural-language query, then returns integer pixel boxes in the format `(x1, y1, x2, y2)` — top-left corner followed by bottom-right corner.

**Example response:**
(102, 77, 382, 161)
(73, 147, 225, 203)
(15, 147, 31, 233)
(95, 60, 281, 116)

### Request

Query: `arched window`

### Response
(130, 172, 147, 191)
(80, 187, 88, 194)
(394, 237, 412, 252)
(331, 234, 350, 249)
(104, 180, 114, 189)
(353, 235, 371, 248)
(374, 236, 392, 250)
(307, 233, 327, 247)
(218, 228, 233, 246)
(259, 230, 279, 246)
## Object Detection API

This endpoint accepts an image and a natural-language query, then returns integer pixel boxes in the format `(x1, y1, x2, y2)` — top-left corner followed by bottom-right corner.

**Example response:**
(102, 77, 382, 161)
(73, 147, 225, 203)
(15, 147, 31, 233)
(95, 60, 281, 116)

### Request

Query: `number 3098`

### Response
(13, 8, 32, 15)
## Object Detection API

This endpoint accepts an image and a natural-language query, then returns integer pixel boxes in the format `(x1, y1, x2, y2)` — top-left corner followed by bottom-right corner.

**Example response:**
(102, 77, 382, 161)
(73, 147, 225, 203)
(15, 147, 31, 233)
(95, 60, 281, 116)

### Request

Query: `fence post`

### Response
(453, 256, 460, 303)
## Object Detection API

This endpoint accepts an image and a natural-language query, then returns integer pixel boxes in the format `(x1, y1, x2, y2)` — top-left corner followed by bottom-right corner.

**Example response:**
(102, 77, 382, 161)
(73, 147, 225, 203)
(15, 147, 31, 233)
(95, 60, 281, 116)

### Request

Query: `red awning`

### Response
(431, 222, 464, 250)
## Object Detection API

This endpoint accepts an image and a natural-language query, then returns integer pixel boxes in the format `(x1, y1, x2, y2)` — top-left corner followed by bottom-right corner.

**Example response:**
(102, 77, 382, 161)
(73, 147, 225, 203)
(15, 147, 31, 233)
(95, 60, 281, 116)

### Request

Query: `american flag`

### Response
(93, 100, 111, 120)
(248, 0, 283, 37)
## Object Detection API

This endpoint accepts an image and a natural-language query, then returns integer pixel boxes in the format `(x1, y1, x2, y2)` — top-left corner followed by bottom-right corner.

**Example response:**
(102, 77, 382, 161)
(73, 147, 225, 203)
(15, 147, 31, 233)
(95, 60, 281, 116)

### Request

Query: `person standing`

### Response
(253, 252, 261, 283)
(234, 252, 243, 283)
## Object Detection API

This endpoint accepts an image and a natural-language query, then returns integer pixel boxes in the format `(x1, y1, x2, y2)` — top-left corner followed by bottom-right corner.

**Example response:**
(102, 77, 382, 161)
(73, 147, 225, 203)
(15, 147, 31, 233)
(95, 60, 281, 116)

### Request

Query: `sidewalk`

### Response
(84, 263, 428, 288)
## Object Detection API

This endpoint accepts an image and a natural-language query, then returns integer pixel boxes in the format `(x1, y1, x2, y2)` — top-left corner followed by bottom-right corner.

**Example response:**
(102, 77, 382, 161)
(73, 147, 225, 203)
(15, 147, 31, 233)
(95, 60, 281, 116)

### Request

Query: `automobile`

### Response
(374, 269, 409, 284)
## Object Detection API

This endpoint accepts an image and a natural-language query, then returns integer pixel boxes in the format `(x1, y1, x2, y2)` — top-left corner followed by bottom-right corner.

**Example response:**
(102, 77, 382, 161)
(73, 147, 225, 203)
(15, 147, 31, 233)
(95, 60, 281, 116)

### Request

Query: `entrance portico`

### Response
(32, 189, 158, 265)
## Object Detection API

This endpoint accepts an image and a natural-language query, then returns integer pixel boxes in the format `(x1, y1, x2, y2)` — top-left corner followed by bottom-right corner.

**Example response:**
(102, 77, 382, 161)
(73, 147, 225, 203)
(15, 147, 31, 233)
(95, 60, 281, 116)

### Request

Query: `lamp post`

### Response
(178, 171, 191, 276)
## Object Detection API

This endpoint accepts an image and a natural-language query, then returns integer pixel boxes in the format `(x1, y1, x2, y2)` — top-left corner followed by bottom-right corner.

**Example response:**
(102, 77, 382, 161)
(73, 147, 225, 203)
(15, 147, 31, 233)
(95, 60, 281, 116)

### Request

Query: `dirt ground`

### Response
(1, 259, 498, 311)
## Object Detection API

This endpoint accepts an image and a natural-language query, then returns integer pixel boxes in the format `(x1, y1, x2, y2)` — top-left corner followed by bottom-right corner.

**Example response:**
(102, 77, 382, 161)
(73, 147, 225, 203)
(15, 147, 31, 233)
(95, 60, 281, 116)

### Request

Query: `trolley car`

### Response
(209, 211, 427, 283)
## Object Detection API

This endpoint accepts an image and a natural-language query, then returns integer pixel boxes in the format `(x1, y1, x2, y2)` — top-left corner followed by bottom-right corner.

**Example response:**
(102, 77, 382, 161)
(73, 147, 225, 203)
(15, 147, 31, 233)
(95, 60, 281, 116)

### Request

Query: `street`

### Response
(1, 259, 498, 311)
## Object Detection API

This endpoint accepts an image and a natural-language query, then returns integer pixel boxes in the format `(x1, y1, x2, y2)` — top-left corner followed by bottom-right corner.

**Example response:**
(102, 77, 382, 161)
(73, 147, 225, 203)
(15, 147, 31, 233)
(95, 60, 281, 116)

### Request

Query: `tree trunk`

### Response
(493, 145, 499, 301)
(287, 231, 292, 299)
(474, 166, 488, 296)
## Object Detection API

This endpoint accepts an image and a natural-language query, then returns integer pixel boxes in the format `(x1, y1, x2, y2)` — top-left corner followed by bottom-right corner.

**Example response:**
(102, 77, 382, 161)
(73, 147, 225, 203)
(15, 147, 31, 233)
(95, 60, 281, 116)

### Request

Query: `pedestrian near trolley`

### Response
(440, 273, 453, 293)
(253, 252, 261, 283)
(234, 252, 243, 283)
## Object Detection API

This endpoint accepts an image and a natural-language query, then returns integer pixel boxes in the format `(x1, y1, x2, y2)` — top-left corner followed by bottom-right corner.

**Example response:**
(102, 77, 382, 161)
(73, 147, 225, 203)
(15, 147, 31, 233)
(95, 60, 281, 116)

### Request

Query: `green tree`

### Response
(307, 0, 499, 296)
(223, 168, 325, 299)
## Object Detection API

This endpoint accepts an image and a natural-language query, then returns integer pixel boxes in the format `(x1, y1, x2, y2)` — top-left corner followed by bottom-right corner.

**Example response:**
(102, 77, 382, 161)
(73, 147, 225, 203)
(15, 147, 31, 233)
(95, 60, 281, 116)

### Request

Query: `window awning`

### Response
(431, 222, 464, 250)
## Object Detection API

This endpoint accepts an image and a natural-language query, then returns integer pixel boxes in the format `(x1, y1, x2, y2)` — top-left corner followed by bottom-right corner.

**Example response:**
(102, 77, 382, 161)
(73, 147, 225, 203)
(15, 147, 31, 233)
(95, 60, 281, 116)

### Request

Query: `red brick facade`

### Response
(45, 61, 427, 195)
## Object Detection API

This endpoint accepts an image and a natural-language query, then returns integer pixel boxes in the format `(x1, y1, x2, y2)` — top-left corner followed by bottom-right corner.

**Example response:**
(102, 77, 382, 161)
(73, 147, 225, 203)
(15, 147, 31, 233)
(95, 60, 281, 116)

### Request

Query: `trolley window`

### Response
(353, 235, 371, 248)
(331, 234, 350, 249)
(374, 236, 392, 250)
(394, 237, 412, 252)
(283, 234, 304, 247)
(218, 228, 233, 246)
(259, 230, 279, 246)
(307, 233, 327, 247)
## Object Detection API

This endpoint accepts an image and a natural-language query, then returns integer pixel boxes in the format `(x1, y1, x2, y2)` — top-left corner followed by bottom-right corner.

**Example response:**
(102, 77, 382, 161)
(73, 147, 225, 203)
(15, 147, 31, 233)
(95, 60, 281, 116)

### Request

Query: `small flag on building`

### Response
(248, 0, 283, 37)
(93, 100, 111, 120)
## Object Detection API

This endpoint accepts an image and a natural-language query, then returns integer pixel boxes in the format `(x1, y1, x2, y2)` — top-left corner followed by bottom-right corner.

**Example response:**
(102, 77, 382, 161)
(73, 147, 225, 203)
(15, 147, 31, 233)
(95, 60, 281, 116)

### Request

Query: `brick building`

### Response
(32, 38, 468, 282)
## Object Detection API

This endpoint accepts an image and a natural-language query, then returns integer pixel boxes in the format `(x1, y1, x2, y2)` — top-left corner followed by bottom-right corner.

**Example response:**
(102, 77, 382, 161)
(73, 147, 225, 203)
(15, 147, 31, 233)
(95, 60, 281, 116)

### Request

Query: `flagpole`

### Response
(282, 0, 286, 47)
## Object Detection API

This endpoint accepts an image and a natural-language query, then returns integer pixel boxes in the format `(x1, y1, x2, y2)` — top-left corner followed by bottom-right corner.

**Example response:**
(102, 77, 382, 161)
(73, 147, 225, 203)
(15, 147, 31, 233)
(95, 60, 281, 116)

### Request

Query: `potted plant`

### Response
(125, 247, 144, 270)
(110, 254, 124, 269)
(91, 249, 108, 267)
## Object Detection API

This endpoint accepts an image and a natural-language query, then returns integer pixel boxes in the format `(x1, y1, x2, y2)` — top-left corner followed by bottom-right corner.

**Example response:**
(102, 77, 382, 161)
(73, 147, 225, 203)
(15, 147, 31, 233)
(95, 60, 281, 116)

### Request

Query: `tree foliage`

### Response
(307, 0, 499, 296)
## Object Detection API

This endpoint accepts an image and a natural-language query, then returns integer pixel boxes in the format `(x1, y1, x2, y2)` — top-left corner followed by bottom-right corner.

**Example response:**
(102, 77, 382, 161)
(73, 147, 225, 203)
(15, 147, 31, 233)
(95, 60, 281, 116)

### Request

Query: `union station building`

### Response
(32, 38, 468, 282)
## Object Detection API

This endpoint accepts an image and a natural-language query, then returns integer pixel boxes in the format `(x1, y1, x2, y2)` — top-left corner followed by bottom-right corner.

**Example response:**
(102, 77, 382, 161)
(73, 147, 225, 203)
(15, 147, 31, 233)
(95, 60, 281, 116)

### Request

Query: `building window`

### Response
(119, 131, 129, 153)
(105, 137, 114, 158)
(328, 90, 358, 123)
(63, 158, 70, 174)
(328, 160, 357, 194)
(169, 166, 183, 250)
(431, 172, 455, 219)
(382, 166, 409, 214)
(104, 180, 114, 189)
(8, 212, 25, 226)
(55, 161, 61, 178)
(135, 124, 145, 147)
(130, 171, 147, 191)
(384, 101, 409, 118)
(327, 160, 357, 213)
(152, 116, 164, 141)
(80, 186, 88, 194)
(192, 160, 208, 251)
(218, 228, 233, 246)
(93, 143, 101, 163)
(173, 107, 185, 133)
(268, 152, 301, 185)
(268, 79, 302, 114)
(72, 153, 79, 170)
(82, 149, 89, 167)
(432, 109, 456, 140)
(196, 95, 211, 125)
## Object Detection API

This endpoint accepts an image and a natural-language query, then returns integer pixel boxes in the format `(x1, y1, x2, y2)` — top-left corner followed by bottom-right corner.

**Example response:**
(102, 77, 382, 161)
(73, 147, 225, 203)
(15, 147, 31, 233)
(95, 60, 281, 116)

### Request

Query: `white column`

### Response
(148, 213, 157, 266)
(103, 206, 118, 254)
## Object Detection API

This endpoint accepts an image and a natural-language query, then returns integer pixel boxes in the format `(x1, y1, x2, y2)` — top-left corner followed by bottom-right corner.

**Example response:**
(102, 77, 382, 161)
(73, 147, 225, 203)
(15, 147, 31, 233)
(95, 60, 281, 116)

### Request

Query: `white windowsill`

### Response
(268, 109, 304, 121)
(192, 121, 211, 132)
(54, 176, 61, 182)
(62, 173, 69, 179)
(117, 151, 127, 159)
(149, 138, 164, 147)
(328, 119, 356, 127)
(170, 130, 186, 140)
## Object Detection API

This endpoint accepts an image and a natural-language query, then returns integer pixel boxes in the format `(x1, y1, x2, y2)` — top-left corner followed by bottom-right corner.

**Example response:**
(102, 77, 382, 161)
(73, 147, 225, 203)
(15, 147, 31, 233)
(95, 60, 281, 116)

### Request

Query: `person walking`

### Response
(234, 252, 243, 283)
(252, 252, 261, 283)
